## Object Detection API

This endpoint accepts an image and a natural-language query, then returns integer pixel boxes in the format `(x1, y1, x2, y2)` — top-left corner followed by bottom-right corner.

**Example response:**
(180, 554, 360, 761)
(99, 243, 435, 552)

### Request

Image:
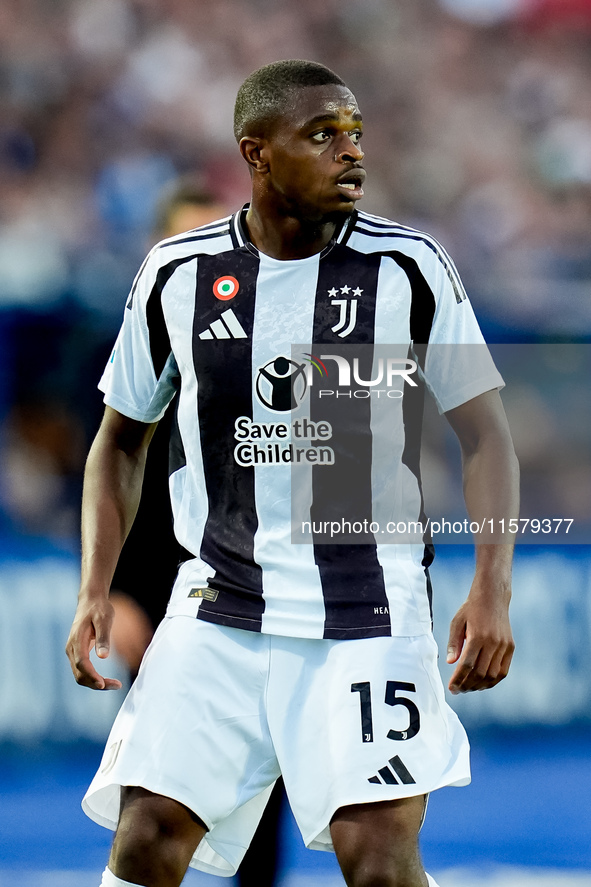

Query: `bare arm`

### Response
(443, 389, 519, 695)
(65, 406, 158, 690)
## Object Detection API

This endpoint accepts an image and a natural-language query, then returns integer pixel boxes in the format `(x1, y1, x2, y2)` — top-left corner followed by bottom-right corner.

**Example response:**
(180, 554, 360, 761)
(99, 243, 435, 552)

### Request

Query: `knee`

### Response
(115, 791, 184, 846)
(341, 856, 425, 887)
(334, 816, 425, 887)
(111, 815, 180, 878)
(113, 811, 171, 858)
(344, 860, 391, 887)
(332, 798, 428, 887)
(110, 787, 205, 883)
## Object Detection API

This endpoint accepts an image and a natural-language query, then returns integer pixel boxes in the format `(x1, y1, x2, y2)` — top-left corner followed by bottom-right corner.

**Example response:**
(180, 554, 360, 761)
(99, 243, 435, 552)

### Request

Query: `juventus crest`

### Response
(328, 284, 363, 338)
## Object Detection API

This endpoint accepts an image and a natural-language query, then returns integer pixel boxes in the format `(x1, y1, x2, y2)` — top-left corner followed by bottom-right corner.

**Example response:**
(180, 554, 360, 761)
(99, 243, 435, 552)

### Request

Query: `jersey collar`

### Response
(231, 204, 358, 257)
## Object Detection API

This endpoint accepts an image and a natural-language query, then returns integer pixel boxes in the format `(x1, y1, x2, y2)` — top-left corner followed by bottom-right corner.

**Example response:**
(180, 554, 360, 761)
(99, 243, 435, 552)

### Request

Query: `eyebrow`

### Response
(305, 112, 363, 128)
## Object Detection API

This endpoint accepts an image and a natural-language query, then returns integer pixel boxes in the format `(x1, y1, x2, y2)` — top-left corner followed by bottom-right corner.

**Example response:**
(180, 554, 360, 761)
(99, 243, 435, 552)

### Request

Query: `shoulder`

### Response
(349, 210, 451, 262)
(128, 214, 236, 305)
(348, 210, 466, 302)
(150, 214, 235, 262)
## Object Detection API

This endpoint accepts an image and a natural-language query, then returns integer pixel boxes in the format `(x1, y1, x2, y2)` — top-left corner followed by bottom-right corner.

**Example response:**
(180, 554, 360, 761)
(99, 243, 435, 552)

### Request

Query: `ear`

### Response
(239, 136, 270, 174)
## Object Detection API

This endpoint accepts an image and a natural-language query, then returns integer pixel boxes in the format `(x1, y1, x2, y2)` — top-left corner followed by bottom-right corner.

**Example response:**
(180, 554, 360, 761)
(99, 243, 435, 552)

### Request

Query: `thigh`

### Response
(84, 618, 281, 874)
(110, 786, 207, 885)
(268, 632, 470, 852)
(331, 796, 428, 886)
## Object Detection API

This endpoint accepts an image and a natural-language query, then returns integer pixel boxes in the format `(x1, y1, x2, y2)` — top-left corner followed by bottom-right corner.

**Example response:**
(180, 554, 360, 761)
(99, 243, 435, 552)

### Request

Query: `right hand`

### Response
(65, 595, 123, 690)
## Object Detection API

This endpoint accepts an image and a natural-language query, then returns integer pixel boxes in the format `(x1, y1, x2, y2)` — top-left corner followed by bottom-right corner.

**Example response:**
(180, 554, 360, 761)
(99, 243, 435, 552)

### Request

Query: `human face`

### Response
(261, 84, 365, 222)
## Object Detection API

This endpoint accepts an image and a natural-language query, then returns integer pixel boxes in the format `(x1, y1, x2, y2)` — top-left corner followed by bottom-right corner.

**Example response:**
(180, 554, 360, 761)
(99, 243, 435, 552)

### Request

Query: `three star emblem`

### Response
(328, 286, 363, 297)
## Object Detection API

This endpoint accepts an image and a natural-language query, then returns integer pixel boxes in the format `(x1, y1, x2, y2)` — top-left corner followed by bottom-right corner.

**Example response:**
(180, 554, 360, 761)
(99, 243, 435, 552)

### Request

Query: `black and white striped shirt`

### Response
(100, 207, 502, 640)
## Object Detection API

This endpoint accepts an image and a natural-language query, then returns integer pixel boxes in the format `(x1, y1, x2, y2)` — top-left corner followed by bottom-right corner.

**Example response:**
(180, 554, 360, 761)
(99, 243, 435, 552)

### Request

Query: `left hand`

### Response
(446, 581, 514, 695)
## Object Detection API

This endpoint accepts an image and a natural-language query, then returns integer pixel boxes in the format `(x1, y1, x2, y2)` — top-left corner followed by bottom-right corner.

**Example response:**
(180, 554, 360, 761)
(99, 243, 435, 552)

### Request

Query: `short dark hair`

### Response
(233, 59, 345, 142)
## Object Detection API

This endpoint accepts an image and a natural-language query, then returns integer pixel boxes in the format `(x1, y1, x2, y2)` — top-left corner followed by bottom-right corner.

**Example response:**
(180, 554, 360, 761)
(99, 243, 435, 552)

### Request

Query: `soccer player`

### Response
(66, 60, 518, 887)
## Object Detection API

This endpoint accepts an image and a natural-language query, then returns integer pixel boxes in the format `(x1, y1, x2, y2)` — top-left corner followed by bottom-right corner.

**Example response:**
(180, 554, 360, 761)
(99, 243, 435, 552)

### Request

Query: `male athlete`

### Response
(66, 60, 518, 887)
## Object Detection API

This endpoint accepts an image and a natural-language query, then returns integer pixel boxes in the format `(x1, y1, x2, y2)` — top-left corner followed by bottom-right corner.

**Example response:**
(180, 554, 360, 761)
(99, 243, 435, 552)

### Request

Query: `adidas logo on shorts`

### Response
(368, 755, 416, 785)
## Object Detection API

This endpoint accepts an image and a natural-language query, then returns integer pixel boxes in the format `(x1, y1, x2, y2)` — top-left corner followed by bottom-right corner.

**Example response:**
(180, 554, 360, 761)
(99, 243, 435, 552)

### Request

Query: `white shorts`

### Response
(83, 616, 470, 877)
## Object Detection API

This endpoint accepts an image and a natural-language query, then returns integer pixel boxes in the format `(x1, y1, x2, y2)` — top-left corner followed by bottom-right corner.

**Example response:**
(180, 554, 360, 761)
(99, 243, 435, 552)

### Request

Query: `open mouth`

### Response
(336, 170, 365, 200)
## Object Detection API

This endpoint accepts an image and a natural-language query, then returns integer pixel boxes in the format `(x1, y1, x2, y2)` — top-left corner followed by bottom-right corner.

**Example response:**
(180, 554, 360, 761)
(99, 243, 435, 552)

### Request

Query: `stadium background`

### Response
(1, 0, 590, 884)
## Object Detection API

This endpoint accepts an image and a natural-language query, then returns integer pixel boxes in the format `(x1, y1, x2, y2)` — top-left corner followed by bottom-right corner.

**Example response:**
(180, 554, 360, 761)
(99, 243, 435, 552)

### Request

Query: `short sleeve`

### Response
(421, 245, 504, 414)
(99, 248, 179, 422)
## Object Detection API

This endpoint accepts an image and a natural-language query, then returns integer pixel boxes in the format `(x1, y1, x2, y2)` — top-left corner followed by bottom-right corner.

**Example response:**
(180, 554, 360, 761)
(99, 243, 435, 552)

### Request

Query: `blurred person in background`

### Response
(108, 177, 286, 887)
(108, 179, 228, 676)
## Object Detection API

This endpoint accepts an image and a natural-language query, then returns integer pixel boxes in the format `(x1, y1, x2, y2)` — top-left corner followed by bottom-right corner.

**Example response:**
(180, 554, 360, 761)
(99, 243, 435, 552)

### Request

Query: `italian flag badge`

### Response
(213, 276, 239, 300)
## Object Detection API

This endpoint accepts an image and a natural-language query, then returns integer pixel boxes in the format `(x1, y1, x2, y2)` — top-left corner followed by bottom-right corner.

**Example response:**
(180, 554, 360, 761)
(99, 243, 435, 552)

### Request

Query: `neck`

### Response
(245, 201, 346, 260)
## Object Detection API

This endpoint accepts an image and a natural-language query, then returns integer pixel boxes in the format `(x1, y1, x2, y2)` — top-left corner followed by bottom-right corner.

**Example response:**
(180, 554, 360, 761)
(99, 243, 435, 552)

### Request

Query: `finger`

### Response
(66, 622, 120, 690)
(94, 614, 113, 659)
(451, 638, 513, 693)
(66, 625, 98, 684)
(484, 642, 514, 689)
(448, 659, 473, 694)
(446, 613, 467, 664)
(471, 635, 515, 690)
(466, 644, 497, 692)
(475, 643, 506, 690)
(99, 677, 123, 691)
(448, 638, 487, 694)
(70, 650, 122, 691)
(71, 651, 107, 689)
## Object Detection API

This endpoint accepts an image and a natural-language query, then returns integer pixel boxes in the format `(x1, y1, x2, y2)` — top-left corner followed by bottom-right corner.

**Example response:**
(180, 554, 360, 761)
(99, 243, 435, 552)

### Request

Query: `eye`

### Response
(349, 129, 363, 144)
(311, 130, 331, 143)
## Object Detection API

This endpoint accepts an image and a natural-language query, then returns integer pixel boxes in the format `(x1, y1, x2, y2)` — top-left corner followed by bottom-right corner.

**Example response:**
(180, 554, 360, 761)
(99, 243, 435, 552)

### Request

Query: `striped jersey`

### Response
(100, 206, 503, 640)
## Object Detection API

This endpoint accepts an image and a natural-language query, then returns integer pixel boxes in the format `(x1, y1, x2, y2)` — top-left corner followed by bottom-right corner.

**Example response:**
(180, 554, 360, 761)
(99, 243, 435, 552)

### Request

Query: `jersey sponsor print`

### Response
(99, 207, 503, 640)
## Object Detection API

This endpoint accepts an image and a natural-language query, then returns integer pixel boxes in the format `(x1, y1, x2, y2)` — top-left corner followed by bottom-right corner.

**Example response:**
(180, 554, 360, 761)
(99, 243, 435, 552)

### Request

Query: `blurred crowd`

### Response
(1, 0, 590, 542)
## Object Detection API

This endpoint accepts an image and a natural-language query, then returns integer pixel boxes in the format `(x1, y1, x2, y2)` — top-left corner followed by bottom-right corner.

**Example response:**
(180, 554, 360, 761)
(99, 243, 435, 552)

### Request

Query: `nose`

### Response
(334, 132, 364, 163)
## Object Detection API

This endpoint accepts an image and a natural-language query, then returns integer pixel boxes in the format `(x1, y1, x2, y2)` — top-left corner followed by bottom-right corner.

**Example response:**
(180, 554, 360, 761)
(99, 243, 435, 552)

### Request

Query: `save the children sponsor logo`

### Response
(255, 356, 308, 412)
(236, 349, 418, 467)
(233, 415, 335, 467)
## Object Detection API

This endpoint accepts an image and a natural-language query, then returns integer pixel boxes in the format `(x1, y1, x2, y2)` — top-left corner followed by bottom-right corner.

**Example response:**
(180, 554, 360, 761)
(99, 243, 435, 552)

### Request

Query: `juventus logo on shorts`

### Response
(100, 740, 122, 775)
(368, 755, 416, 786)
